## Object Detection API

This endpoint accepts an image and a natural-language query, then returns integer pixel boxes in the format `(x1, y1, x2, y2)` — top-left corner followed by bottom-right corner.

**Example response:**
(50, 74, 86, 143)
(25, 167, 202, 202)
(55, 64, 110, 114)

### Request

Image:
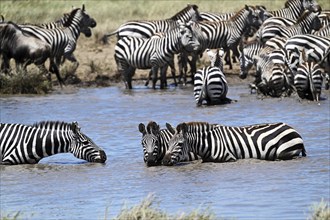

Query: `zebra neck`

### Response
(227, 12, 250, 46)
(31, 127, 74, 159)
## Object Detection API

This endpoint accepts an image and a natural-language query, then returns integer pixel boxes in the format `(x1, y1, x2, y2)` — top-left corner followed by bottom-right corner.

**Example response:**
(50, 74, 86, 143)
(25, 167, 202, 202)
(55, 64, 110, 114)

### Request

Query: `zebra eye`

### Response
(82, 140, 90, 145)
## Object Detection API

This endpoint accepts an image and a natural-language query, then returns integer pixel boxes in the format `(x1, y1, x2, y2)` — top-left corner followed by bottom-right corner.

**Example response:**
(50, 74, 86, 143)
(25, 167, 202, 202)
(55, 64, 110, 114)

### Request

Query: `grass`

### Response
(0, 70, 52, 94)
(1, 198, 329, 220)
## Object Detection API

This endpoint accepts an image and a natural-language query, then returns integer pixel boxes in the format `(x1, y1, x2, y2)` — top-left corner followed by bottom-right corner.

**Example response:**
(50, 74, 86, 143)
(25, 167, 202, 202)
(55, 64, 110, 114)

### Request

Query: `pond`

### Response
(1, 84, 329, 219)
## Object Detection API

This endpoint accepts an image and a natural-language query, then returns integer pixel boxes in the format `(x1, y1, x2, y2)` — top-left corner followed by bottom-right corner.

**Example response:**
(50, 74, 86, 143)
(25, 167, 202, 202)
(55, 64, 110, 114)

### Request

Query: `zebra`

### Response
(138, 121, 199, 166)
(0, 121, 107, 165)
(284, 34, 330, 79)
(103, 4, 201, 40)
(194, 49, 231, 105)
(6, 7, 96, 74)
(258, 10, 322, 43)
(268, 0, 321, 20)
(294, 48, 325, 101)
(239, 39, 263, 79)
(254, 48, 292, 97)
(20, 5, 96, 85)
(114, 22, 201, 89)
(162, 122, 306, 166)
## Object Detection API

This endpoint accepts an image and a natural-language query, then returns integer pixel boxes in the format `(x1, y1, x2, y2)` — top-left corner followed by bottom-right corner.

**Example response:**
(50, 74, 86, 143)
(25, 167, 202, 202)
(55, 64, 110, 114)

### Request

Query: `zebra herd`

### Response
(106, 0, 329, 103)
(0, 1, 328, 165)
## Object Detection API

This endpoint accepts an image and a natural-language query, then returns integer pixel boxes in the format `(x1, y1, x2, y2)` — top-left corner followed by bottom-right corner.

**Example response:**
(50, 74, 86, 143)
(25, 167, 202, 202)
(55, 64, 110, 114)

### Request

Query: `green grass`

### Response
(0, 70, 52, 94)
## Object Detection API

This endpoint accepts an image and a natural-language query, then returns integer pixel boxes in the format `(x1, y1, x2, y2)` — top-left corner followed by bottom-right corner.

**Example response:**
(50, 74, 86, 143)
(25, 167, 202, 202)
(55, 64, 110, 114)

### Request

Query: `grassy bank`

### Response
(1, 0, 329, 94)
(1, 197, 329, 220)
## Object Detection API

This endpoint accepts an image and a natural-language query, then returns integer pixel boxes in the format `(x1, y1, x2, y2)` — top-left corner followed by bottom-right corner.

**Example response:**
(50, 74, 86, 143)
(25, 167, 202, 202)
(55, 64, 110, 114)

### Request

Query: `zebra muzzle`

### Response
(94, 150, 107, 163)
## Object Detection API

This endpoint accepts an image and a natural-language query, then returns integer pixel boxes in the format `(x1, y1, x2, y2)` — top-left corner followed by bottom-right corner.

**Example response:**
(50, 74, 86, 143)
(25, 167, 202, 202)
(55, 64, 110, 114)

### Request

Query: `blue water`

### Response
(1, 84, 329, 219)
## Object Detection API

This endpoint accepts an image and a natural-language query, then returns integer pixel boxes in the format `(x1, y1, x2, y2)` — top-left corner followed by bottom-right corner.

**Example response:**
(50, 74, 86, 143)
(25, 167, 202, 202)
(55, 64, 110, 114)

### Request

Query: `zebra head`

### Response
(178, 21, 202, 54)
(138, 122, 162, 166)
(69, 122, 107, 163)
(68, 4, 97, 38)
(162, 123, 189, 166)
(301, 0, 322, 13)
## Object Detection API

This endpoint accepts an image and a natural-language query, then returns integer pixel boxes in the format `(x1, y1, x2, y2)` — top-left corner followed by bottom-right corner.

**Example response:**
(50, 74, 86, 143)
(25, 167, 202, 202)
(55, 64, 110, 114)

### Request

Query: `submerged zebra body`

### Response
(194, 49, 230, 105)
(163, 122, 305, 165)
(0, 121, 106, 165)
(138, 121, 198, 166)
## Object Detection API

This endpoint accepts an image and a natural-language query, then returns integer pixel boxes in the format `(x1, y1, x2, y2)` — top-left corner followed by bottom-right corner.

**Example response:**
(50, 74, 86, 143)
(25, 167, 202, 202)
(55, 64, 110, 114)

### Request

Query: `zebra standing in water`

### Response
(194, 49, 231, 105)
(20, 5, 96, 85)
(294, 49, 325, 102)
(0, 121, 107, 165)
(138, 121, 198, 166)
(114, 22, 201, 89)
(162, 122, 306, 166)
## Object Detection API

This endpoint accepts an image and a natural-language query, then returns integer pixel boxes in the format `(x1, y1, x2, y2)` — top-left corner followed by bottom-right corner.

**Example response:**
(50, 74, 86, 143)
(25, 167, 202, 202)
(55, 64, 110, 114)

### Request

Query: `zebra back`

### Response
(0, 121, 106, 165)
(269, 0, 321, 20)
(163, 121, 305, 165)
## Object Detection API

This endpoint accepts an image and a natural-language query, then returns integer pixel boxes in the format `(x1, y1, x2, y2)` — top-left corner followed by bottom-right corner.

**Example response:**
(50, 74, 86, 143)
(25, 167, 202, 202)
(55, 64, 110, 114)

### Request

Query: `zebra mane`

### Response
(170, 4, 199, 21)
(184, 122, 220, 132)
(229, 5, 253, 22)
(32, 121, 74, 130)
(62, 8, 82, 27)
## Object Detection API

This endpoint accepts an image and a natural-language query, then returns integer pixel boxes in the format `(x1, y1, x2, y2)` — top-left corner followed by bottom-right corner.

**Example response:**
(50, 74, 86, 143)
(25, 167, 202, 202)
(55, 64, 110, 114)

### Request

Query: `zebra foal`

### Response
(0, 121, 107, 165)
(163, 122, 306, 166)
(138, 121, 198, 166)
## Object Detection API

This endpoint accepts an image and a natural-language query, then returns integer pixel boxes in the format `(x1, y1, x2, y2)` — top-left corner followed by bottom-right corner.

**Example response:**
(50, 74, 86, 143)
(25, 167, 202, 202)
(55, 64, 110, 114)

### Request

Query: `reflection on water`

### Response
(1, 85, 329, 219)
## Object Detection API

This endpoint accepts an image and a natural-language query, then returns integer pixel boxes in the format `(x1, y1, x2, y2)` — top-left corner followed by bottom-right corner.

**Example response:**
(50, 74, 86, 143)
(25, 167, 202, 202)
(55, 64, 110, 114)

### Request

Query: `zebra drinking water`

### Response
(162, 122, 306, 166)
(0, 121, 107, 165)
(138, 121, 199, 166)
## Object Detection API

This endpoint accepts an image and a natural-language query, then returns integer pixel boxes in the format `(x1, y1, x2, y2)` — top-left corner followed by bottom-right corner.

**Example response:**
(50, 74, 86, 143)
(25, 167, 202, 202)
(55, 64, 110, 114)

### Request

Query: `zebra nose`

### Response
(95, 150, 107, 163)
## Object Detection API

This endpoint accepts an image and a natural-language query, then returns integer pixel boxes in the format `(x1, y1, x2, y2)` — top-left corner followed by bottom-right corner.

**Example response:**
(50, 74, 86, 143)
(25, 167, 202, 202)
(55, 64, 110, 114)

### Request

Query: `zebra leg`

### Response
(160, 65, 168, 89)
(151, 66, 159, 90)
(168, 59, 177, 87)
(145, 69, 152, 87)
(49, 58, 65, 86)
(178, 53, 188, 85)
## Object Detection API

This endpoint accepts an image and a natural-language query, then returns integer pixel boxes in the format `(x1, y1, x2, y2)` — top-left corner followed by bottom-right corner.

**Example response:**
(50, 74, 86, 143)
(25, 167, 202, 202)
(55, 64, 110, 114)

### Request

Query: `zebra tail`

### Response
(302, 146, 307, 157)
(101, 31, 118, 44)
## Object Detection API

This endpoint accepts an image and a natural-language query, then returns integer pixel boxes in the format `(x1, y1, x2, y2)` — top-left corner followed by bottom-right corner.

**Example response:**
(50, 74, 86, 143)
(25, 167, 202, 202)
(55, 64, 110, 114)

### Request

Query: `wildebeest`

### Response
(0, 21, 64, 84)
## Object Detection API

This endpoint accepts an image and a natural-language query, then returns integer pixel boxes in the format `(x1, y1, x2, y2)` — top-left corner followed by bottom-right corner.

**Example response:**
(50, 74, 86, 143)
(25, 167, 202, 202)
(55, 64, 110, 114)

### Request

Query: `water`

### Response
(1, 84, 329, 219)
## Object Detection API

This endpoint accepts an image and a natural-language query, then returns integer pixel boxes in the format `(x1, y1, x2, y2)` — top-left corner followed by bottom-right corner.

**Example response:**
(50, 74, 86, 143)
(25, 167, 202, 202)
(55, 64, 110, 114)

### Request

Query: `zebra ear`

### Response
(177, 123, 188, 134)
(71, 121, 80, 133)
(138, 123, 146, 134)
(82, 4, 85, 11)
(245, 5, 249, 10)
(166, 123, 176, 134)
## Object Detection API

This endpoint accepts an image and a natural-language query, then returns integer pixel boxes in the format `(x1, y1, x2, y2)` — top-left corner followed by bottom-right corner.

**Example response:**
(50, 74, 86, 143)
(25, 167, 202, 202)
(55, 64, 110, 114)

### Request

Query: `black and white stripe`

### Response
(284, 34, 330, 76)
(163, 122, 306, 165)
(138, 121, 198, 166)
(258, 10, 322, 43)
(104, 4, 201, 40)
(0, 121, 107, 165)
(194, 49, 229, 105)
(268, 0, 321, 20)
(114, 23, 201, 89)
